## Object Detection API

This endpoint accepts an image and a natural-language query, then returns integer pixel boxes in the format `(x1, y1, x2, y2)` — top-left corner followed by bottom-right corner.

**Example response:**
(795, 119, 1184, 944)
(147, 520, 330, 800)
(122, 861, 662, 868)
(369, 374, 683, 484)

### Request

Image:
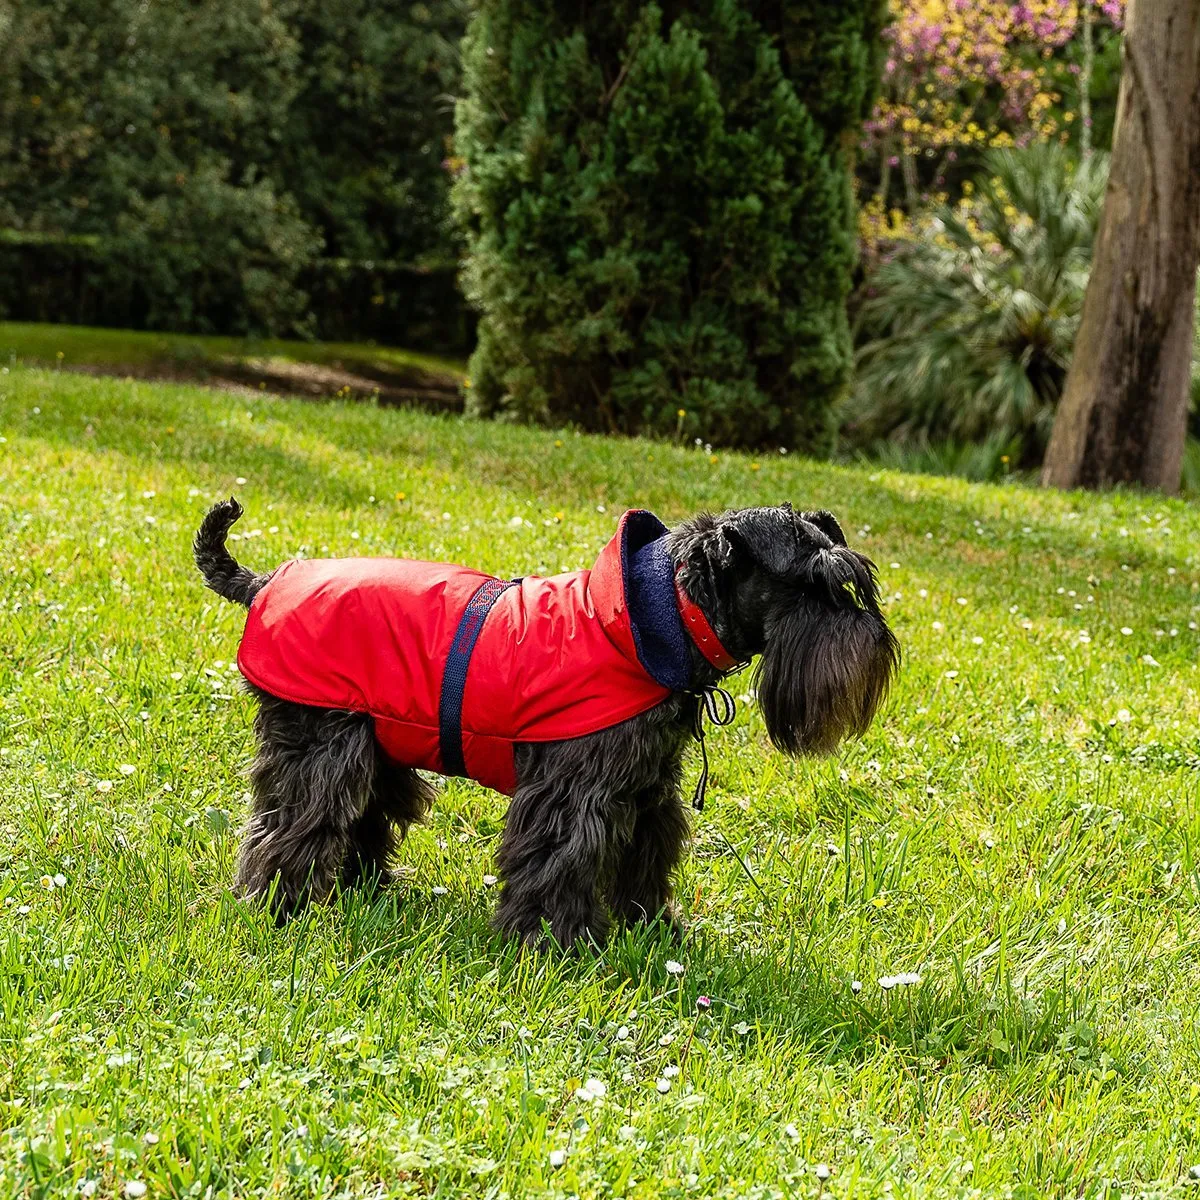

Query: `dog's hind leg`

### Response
(607, 773, 691, 936)
(236, 694, 376, 921)
(340, 755, 434, 890)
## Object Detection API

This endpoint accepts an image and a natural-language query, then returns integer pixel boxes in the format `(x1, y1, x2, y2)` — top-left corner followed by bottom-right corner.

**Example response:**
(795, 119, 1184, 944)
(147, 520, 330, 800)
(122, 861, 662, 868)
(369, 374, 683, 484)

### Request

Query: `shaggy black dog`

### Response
(194, 498, 898, 947)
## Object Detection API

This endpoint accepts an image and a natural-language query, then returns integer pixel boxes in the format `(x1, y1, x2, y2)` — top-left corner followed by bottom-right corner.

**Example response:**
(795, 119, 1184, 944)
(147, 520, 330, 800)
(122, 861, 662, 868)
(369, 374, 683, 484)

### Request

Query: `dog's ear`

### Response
(721, 507, 801, 576)
(799, 510, 847, 547)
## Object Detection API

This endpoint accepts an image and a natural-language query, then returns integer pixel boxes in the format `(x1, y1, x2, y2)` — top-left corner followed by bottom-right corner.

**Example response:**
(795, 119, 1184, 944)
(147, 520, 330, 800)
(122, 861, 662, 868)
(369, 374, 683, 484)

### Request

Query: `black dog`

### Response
(194, 498, 898, 946)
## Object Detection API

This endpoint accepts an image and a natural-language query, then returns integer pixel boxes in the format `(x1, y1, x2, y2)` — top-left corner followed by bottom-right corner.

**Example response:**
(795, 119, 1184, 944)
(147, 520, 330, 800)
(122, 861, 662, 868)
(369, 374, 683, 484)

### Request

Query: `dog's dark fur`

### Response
(194, 497, 898, 946)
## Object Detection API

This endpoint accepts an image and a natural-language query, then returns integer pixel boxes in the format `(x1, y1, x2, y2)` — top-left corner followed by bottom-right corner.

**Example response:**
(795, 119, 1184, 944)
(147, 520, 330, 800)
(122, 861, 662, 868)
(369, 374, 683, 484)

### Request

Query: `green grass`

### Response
(0, 322, 464, 403)
(2, 365, 1200, 1198)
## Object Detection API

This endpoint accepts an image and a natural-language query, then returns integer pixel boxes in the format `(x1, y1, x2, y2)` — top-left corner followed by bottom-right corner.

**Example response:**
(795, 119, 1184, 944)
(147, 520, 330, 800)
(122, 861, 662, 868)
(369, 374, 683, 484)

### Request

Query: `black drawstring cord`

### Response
(690, 686, 736, 811)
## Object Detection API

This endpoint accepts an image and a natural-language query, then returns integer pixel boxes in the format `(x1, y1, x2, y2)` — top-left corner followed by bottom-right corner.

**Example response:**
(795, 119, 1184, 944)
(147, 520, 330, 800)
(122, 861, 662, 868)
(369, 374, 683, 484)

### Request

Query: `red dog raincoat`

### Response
(237, 510, 735, 795)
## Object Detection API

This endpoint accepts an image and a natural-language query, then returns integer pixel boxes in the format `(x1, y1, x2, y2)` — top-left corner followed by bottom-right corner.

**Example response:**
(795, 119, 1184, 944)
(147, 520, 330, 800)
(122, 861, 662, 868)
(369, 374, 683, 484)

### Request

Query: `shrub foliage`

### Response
(846, 144, 1109, 465)
(0, 0, 465, 337)
(454, 0, 886, 450)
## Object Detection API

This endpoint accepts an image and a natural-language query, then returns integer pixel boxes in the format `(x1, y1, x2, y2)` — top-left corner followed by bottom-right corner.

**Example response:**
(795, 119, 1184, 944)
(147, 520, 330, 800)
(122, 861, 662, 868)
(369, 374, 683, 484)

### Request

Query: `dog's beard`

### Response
(753, 549, 899, 757)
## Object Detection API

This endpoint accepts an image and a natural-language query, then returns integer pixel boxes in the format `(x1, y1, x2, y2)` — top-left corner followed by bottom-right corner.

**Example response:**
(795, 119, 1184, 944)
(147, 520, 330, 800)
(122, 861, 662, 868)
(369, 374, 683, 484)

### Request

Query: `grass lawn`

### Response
(0, 322, 464, 409)
(2, 365, 1200, 1198)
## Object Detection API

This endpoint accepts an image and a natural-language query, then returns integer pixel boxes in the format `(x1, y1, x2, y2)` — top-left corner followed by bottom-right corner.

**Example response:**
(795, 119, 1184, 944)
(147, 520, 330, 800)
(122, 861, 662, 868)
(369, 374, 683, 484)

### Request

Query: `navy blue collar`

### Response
(621, 515, 692, 692)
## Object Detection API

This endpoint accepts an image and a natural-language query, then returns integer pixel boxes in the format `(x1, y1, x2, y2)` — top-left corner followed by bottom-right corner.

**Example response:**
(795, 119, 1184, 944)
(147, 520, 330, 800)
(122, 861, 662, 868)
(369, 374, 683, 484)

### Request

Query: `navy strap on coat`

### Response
(439, 578, 518, 778)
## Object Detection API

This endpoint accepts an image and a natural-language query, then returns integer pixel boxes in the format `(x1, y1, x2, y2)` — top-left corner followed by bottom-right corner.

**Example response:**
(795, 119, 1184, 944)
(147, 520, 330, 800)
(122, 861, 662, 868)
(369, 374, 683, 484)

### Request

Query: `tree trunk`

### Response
(1041, 0, 1200, 494)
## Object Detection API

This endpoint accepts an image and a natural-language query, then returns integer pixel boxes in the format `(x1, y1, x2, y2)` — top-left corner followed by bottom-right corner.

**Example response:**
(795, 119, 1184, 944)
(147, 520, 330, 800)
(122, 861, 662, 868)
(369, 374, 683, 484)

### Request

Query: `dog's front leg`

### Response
(492, 758, 620, 950)
(607, 776, 691, 938)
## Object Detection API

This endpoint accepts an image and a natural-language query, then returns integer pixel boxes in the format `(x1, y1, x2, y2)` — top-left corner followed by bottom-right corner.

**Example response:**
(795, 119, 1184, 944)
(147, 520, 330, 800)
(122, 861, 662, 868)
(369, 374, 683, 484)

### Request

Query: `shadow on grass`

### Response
(302, 878, 1103, 1081)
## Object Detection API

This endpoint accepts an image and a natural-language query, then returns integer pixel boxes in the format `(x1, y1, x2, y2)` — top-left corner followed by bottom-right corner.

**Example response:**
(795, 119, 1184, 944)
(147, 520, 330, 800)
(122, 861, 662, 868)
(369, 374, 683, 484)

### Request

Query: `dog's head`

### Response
(670, 504, 899, 756)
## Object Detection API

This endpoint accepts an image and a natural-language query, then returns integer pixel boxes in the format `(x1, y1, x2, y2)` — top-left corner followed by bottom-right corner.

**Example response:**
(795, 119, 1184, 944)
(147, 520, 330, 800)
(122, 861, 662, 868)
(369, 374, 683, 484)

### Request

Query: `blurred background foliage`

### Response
(0, 0, 469, 344)
(1, 0, 1196, 466)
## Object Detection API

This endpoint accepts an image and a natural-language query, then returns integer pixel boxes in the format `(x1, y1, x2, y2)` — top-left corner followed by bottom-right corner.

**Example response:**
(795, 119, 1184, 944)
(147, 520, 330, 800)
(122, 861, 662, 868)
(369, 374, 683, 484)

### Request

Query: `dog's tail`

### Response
(193, 497, 272, 608)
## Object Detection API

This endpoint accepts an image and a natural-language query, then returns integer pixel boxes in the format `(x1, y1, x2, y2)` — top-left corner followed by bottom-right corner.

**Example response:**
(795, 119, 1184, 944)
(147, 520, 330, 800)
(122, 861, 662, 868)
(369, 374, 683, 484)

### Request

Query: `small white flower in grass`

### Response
(40, 875, 54, 890)
(784, 1123, 800, 1141)
(239, 1077, 251, 1090)
(735, 1020, 751, 1034)
(619, 1124, 638, 1139)
(143, 1132, 159, 1145)
(508, 516, 523, 528)
(549, 1149, 567, 1168)
(53, 873, 66, 888)
(482, 874, 497, 887)
(889, 562, 899, 570)
(17, 905, 30, 914)
(1142, 655, 1161, 667)
(815, 1164, 832, 1181)
(236, 476, 247, 485)
(825, 842, 841, 857)
(971, 636, 983, 646)
(96, 780, 113, 793)
(1009, 605, 1019, 614)
(918, 588, 928, 598)
(577, 1077, 607, 1101)
(879, 976, 896, 990)
(80, 1181, 98, 1198)
(656, 1078, 671, 1093)
(125, 1183, 147, 1199)
(658, 1033, 674, 1047)
(518, 1026, 532, 1040)
(956, 597, 968, 606)
(616, 1025, 630, 1041)
(431, 886, 448, 897)
(118, 764, 136, 776)
(665, 959, 685, 976)
(1116, 709, 1132, 723)
(1188, 1164, 1200, 1181)
(663, 1065, 680, 1078)
(895, 972, 921, 986)
(932, 621, 943, 631)
(850, 980, 862, 993)
(944, 670, 958, 679)
(1120, 627, 1133, 636)
(1021, 619, 1033, 630)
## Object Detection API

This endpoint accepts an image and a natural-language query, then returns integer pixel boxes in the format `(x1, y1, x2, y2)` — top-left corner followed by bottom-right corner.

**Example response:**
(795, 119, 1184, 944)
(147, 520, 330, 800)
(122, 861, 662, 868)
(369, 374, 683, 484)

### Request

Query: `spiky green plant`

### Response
(844, 144, 1109, 463)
